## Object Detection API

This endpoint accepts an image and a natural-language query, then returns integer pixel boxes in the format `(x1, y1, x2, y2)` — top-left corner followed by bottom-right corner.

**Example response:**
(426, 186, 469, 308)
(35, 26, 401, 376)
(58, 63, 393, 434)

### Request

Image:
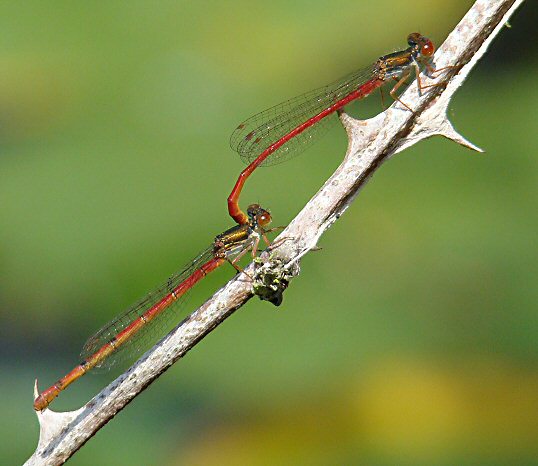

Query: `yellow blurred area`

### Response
(179, 357, 538, 465)
(357, 358, 538, 460)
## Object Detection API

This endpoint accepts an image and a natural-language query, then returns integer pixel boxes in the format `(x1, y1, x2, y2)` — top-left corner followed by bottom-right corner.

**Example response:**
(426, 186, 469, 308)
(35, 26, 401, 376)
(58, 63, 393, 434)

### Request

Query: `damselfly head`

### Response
(247, 204, 272, 228)
(407, 33, 435, 60)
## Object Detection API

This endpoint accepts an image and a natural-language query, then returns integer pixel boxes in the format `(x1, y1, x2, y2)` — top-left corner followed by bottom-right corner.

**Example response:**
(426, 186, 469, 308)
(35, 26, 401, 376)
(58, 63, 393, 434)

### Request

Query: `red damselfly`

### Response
(228, 33, 439, 225)
(34, 204, 272, 411)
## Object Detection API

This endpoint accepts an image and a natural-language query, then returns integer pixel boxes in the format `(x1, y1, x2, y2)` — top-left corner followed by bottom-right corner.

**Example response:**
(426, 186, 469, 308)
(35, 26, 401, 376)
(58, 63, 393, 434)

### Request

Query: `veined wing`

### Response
(230, 65, 375, 166)
(80, 246, 216, 372)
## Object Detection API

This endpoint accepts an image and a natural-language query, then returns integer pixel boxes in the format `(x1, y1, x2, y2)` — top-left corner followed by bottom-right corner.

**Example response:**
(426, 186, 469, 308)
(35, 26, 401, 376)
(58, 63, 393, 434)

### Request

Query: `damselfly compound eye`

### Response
(420, 39, 435, 57)
(258, 212, 272, 227)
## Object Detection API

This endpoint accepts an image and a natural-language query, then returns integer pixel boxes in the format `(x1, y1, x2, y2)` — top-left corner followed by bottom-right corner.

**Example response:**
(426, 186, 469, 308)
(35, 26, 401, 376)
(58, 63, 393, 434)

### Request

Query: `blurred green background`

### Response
(1, 1, 536, 465)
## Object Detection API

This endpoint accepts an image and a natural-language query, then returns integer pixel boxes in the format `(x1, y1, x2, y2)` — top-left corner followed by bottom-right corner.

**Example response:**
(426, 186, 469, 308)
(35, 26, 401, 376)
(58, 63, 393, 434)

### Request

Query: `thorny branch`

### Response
(27, 0, 525, 464)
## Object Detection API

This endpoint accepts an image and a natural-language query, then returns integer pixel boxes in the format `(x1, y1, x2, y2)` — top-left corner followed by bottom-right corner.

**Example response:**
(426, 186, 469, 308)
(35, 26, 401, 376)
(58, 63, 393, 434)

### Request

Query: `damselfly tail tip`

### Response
(33, 379, 48, 412)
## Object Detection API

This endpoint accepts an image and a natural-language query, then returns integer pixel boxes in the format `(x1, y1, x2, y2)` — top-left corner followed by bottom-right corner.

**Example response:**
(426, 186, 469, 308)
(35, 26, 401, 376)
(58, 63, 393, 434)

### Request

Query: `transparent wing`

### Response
(80, 246, 216, 372)
(230, 65, 375, 166)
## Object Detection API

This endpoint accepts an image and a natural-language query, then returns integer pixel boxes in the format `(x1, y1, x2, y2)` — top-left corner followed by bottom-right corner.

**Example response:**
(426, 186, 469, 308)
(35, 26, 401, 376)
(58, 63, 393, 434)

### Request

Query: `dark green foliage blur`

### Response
(1, 1, 536, 464)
